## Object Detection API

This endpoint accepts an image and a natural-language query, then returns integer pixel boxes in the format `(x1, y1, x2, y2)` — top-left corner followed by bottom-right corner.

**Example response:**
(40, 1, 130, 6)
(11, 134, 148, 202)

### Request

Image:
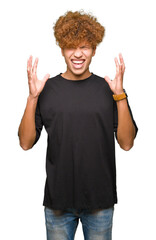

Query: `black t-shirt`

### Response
(33, 73, 138, 210)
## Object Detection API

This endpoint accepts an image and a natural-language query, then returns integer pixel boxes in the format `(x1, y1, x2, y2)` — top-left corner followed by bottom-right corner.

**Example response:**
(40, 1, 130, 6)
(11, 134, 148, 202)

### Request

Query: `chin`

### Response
(71, 67, 88, 76)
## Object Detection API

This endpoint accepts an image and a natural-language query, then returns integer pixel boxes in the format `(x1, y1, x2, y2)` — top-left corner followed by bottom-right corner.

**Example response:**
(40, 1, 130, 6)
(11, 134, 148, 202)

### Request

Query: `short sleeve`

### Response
(113, 91, 138, 140)
(32, 97, 43, 146)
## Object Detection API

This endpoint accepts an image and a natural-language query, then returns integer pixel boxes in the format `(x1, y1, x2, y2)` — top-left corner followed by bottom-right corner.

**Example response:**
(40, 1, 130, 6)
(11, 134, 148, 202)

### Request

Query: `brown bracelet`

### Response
(113, 92, 127, 101)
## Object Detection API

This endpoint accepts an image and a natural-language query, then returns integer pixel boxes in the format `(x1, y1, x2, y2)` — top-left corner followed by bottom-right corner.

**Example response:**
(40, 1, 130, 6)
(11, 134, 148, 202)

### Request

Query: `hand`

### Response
(104, 53, 125, 95)
(27, 56, 50, 98)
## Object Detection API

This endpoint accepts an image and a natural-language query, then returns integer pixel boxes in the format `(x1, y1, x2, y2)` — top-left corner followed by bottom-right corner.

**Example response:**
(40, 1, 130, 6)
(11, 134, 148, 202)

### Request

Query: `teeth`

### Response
(72, 60, 84, 64)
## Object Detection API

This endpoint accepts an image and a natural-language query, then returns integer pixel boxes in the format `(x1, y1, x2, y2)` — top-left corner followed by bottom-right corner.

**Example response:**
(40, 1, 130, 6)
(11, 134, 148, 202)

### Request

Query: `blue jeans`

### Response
(44, 206, 114, 240)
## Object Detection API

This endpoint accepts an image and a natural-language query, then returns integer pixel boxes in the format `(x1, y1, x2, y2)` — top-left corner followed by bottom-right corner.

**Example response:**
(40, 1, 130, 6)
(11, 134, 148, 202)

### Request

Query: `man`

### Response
(18, 10, 138, 240)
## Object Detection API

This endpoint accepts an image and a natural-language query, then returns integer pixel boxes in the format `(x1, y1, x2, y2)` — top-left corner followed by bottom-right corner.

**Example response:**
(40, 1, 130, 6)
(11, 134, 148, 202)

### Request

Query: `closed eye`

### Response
(80, 46, 90, 49)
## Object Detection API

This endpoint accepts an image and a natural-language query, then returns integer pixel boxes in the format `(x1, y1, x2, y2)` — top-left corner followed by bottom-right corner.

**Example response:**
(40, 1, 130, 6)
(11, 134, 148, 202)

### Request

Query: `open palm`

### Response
(27, 56, 50, 98)
(105, 53, 125, 95)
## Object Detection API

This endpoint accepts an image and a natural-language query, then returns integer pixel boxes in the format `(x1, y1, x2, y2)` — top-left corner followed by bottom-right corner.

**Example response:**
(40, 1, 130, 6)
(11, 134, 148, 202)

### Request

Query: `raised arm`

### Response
(18, 56, 50, 150)
(105, 53, 136, 151)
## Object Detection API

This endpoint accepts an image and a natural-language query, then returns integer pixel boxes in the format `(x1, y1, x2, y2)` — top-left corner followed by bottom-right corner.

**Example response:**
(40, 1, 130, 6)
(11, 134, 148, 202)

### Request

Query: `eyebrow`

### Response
(80, 45, 90, 48)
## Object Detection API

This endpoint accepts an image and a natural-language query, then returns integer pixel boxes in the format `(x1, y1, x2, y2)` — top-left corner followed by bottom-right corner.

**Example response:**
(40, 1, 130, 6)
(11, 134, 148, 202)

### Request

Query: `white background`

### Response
(0, 0, 155, 239)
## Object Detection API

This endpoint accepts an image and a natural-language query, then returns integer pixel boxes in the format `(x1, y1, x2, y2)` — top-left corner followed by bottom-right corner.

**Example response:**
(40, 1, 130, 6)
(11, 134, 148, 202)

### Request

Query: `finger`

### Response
(27, 55, 32, 71)
(119, 53, 124, 64)
(119, 53, 125, 72)
(32, 57, 39, 75)
(114, 57, 119, 73)
(104, 76, 112, 85)
(27, 55, 33, 78)
(42, 74, 50, 84)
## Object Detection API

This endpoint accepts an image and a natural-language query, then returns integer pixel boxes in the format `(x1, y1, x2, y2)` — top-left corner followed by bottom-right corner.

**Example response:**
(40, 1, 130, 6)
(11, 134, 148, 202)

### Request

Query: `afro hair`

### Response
(53, 10, 105, 49)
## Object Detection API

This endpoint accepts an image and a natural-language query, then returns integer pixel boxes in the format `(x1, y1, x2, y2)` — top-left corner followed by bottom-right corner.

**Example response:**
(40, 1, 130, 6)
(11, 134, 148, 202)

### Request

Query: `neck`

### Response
(61, 69, 92, 80)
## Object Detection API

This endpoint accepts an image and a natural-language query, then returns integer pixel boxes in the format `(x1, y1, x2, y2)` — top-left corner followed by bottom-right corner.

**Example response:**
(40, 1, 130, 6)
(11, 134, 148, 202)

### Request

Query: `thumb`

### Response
(42, 74, 50, 84)
(104, 76, 112, 85)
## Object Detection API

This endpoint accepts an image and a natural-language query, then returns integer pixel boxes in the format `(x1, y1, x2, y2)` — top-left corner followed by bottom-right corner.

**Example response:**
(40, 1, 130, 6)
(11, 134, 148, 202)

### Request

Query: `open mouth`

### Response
(71, 59, 85, 69)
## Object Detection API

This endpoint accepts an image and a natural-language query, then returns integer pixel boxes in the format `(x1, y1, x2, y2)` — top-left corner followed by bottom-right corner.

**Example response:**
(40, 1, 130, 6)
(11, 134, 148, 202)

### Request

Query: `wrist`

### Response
(113, 89, 124, 95)
(113, 91, 127, 102)
(27, 95, 38, 103)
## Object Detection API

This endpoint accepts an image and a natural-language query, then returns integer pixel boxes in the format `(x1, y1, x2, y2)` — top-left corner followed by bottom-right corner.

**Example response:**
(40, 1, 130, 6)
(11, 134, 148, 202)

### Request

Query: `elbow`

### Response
(18, 130, 35, 151)
(117, 131, 135, 151)
(121, 144, 133, 151)
(20, 142, 32, 151)
(19, 138, 33, 151)
(20, 144, 32, 151)
(119, 141, 134, 151)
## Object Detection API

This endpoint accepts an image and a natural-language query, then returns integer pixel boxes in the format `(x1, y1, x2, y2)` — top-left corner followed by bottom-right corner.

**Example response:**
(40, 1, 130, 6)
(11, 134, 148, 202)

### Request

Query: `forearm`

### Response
(116, 99, 136, 151)
(18, 96, 38, 150)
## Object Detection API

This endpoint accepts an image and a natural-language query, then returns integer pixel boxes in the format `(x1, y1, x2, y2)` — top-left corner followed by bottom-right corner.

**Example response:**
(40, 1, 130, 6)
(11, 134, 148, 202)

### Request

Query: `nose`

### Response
(74, 48, 83, 58)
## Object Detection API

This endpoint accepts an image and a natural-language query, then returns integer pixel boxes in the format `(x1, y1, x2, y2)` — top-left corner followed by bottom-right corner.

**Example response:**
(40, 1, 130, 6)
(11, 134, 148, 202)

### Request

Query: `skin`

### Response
(18, 43, 136, 151)
(18, 56, 50, 150)
(104, 54, 136, 150)
(61, 41, 96, 80)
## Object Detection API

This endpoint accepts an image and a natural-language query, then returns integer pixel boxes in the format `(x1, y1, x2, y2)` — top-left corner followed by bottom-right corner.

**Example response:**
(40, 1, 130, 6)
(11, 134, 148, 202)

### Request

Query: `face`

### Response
(61, 41, 96, 80)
